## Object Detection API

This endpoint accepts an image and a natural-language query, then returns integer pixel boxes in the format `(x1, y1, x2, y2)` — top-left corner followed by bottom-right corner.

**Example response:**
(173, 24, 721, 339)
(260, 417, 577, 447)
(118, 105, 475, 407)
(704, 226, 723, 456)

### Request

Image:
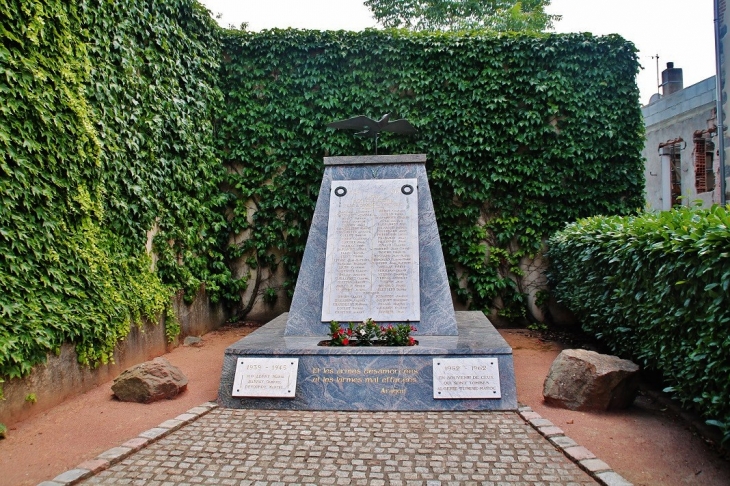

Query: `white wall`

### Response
(642, 77, 719, 210)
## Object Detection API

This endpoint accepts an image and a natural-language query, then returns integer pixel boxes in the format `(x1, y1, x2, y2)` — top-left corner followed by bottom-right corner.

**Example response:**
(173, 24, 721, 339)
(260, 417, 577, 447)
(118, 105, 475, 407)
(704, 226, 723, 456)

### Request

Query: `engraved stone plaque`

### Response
(232, 358, 299, 398)
(321, 178, 420, 322)
(432, 358, 501, 399)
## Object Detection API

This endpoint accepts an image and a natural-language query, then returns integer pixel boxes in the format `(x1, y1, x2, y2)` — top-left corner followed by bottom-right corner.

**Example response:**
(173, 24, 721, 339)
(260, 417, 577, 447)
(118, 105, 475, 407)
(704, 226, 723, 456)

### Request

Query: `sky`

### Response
(198, 0, 717, 106)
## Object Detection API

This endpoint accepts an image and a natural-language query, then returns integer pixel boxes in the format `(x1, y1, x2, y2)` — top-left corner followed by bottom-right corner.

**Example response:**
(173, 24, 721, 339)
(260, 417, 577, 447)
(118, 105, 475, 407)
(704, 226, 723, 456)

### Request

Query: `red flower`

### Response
(346, 328, 353, 336)
(342, 338, 349, 346)
(410, 325, 417, 332)
(408, 337, 416, 346)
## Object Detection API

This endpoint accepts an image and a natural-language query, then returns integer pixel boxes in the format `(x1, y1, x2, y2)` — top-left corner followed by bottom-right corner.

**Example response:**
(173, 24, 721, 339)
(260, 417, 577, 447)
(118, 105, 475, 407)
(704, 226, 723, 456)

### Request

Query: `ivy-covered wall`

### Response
(218, 29, 645, 320)
(1, 0, 645, 395)
(82, 0, 239, 304)
(0, 0, 234, 389)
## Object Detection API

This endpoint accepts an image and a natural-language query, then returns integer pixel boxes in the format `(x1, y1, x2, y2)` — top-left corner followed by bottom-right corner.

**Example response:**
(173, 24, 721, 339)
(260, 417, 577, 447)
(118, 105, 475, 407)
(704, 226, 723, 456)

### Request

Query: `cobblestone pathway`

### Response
(81, 409, 597, 485)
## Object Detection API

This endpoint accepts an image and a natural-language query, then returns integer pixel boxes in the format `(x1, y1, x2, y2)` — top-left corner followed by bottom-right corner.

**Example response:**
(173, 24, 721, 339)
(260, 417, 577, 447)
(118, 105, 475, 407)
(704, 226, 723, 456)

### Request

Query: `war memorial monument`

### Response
(218, 117, 517, 411)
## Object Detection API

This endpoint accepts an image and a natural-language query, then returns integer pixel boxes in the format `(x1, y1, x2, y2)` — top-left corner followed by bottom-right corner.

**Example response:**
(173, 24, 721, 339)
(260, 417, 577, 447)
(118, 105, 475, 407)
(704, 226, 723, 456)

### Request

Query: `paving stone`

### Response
(595, 470, 634, 486)
(563, 446, 598, 462)
(550, 435, 579, 448)
(520, 411, 542, 420)
(96, 446, 133, 462)
(528, 417, 555, 428)
(158, 418, 185, 430)
(173, 413, 199, 423)
(76, 459, 110, 474)
(579, 458, 612, 473)
(53, 468, 92, 483)
(538, 425, 565, 437)
(138, 427, 171, 440)
(185, 406, 209, 415)
(73, 409, 598, 485)
(120, 436, 151, 452)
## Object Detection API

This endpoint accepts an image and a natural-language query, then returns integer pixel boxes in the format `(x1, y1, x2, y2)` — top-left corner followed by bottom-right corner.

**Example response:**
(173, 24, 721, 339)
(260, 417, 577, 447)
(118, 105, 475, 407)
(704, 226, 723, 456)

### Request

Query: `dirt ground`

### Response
(503, 329, 730, 486)
(1, 325, 729, 486)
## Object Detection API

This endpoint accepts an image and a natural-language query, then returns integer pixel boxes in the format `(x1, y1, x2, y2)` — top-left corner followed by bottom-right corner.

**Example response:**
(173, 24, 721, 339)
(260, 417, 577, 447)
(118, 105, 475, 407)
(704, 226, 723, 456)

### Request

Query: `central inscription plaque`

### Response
(321, 178, 420, 322)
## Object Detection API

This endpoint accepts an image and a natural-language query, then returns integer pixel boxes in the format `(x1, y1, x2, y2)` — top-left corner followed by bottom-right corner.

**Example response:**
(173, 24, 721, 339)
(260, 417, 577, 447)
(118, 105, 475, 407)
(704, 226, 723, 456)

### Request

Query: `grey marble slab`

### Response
(286, 157, 457, 336)
(324, 154, 427, 165)
(218, 312, 517, 411)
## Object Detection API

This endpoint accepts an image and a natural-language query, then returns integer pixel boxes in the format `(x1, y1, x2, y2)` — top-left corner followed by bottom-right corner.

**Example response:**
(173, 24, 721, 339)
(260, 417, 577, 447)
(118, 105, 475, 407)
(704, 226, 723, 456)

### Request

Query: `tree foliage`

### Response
(363, 0, 560, 31)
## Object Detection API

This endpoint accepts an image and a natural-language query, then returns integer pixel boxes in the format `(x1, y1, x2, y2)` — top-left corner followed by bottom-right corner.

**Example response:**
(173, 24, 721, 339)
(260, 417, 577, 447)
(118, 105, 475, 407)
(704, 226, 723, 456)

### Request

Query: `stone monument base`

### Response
(218, 311, 517, 411)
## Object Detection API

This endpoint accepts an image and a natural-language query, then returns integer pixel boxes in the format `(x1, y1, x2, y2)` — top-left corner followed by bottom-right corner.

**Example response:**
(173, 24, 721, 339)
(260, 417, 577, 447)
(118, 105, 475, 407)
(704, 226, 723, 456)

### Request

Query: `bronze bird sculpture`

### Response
(327, 113, 417, 154)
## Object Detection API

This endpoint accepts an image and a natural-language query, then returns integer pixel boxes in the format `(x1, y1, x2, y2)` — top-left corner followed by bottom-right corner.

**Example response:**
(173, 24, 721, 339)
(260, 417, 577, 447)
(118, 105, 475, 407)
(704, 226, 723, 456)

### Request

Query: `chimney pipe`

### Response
(661, 62, 683, 96)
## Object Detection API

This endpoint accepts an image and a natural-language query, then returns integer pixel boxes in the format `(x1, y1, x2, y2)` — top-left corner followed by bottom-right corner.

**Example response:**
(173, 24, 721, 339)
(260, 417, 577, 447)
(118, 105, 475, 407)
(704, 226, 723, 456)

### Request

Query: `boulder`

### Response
(112, 357, 188, 403)
(183, 336, 202, 346)
(543, 349, 639, 411)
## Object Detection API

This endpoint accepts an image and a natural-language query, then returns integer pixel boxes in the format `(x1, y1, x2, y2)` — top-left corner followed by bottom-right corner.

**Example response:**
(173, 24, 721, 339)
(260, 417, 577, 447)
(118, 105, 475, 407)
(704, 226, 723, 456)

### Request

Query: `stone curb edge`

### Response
(37, 401, 218, 486)
(518, 405, 634, 486)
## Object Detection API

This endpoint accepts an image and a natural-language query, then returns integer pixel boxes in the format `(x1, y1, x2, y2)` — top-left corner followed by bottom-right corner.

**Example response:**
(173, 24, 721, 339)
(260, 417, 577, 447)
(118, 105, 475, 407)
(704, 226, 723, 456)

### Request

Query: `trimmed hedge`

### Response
(547, 205, 730, 442)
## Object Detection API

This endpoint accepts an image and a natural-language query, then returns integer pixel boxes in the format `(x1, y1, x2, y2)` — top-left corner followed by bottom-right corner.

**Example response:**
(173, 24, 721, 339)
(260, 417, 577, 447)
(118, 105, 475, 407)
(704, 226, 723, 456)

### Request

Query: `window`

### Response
(668, 143, 682, 206)
(694, 138, 716, 193)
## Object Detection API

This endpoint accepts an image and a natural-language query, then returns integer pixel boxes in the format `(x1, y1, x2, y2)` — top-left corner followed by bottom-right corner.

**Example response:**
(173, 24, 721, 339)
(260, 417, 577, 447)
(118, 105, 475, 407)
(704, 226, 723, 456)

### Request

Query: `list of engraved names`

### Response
(321, 179, 420, 322)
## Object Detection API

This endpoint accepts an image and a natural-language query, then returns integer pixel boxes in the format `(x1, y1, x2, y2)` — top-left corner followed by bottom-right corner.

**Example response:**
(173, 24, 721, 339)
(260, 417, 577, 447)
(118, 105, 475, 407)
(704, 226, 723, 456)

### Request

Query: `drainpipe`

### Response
(714, 0, 727, 205)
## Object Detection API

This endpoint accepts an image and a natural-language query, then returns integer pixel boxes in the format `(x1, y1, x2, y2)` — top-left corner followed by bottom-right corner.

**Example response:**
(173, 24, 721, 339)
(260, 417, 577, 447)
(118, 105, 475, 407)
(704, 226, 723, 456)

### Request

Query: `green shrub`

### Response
(547, 205, 730, 443)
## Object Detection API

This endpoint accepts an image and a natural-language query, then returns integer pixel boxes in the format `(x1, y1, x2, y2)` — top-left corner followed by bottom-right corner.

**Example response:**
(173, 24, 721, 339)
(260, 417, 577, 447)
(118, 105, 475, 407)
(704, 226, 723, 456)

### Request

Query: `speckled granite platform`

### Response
(218, 155, 516, 412)
(218, 311, 517, 411)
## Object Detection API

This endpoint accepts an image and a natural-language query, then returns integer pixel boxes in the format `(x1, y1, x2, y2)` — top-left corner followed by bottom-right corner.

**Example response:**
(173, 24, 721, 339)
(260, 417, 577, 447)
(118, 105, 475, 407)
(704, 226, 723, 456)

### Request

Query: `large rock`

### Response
(112, 357, 188, 403)
(543, 349, 639, 411)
